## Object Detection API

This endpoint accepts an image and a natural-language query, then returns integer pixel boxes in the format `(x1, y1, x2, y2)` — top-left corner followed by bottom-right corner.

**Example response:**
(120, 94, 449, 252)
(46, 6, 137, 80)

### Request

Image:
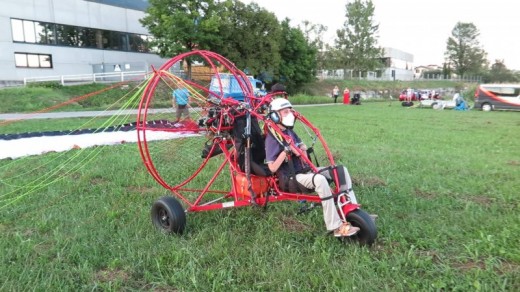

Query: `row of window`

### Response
(11, 18, 154, 53)
(15, 53, 53, 68)
(85, 0, 149, 12)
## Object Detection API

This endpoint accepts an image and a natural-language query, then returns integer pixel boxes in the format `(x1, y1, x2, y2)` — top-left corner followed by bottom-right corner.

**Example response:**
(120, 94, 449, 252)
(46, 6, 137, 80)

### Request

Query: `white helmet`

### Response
(270, 98, 292, 111)
(269, 98, 295, 128)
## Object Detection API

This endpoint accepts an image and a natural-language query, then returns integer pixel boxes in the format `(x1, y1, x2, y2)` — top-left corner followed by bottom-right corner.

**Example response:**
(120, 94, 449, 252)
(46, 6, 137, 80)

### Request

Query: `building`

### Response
(379, 47, 414, 81)
(414, 64, 443, 79)
(0, 0, 170, 86)
(316, 47, 415, 81)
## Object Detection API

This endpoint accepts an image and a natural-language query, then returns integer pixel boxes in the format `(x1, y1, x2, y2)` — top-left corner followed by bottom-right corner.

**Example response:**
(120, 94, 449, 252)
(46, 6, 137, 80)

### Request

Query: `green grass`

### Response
(1, 103, 519, 290)
(0, 82, 157, 113)
(0, 79, 474, 115)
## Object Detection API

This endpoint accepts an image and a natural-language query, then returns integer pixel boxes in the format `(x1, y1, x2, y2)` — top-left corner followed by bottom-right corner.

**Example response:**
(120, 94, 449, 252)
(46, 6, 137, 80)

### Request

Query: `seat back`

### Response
(232, 115, 271, 177)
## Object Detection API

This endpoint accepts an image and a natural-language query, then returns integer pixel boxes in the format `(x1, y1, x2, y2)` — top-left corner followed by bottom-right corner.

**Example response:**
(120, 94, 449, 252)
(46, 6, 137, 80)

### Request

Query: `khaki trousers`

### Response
(295, 166, 357, 231)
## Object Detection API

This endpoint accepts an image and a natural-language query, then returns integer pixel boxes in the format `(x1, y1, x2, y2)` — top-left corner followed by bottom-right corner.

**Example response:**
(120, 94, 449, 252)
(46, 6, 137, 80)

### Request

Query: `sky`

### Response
(241, 0, 520, 70)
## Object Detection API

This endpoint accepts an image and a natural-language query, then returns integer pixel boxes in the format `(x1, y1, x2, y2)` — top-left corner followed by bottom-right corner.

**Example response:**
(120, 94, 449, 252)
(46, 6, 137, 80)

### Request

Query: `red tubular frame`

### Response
(137, 50, 359, 216)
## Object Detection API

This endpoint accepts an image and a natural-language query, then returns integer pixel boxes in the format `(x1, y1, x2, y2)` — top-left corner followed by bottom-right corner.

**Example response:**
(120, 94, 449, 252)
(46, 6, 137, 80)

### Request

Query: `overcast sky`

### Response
(241, 0, 520, 70)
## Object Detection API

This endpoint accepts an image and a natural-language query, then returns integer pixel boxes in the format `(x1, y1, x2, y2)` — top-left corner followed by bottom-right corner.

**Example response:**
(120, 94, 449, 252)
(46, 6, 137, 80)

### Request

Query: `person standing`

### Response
(173, 86, 190, 123)
(406, 87, 413, 102)
(332, 85, 339, 103)
(343, 87, 350, 104)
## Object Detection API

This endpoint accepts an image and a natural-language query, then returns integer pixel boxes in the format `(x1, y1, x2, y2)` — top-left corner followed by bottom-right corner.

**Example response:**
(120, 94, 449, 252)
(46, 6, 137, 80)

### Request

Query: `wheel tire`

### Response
(151, 196, 186, 234)
(481, 103, 492, 112)
(343, 209, 377, 246)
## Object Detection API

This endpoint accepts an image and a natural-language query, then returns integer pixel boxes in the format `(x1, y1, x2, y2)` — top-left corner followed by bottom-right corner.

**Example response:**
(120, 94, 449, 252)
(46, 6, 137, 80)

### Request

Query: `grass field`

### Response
(1, 102, 519, 291)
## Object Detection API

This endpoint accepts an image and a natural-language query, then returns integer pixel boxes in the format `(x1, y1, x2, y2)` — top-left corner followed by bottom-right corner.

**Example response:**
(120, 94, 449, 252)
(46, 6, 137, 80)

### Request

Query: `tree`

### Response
(277, 19, 318, 90)
(483, 60, 519, 83)
(445, 22, 487, 78)
(334, 0, 383, 77)
(140, 0, 222, 77)
(212, 0, 282, 79)
(301, 21, 328, 71)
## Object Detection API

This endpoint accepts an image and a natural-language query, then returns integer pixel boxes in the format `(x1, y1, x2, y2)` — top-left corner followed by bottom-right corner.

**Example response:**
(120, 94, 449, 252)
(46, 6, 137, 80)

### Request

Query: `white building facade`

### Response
(0, 0, 169, 85)
(380, 47, 414, 81)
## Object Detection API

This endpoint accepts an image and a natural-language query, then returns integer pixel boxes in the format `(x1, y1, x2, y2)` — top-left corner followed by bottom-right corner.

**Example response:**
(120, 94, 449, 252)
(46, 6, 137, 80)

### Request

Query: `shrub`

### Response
(26, 81, 63, 89)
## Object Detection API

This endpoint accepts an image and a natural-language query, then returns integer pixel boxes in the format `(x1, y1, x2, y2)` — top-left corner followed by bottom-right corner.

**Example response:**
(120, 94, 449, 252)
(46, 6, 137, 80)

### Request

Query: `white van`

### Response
(474, 84, 520, 111)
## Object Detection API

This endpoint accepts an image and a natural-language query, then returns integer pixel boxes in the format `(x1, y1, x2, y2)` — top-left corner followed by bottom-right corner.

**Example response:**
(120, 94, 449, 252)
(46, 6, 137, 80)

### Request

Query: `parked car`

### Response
(399, 89, 419, 101)
(417, 89, 441, 100)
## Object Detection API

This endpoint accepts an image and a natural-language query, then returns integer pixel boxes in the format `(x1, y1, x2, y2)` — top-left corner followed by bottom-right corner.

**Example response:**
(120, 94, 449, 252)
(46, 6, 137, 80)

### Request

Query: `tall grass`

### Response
(0, 103, 518, 290)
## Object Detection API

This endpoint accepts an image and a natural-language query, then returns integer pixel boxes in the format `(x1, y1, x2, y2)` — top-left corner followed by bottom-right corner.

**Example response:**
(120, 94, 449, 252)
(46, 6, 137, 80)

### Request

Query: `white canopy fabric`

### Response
(0, 130, 201, 160)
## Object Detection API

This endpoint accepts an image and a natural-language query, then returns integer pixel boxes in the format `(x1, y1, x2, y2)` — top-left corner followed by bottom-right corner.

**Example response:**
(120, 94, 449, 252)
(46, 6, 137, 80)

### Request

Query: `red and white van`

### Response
(474, 84, 520, 111)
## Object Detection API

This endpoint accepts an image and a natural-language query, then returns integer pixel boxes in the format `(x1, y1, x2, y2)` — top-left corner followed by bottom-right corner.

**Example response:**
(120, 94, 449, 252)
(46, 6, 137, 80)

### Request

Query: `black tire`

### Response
(151, 196, 186, 234)
(344, 209, 377, 246)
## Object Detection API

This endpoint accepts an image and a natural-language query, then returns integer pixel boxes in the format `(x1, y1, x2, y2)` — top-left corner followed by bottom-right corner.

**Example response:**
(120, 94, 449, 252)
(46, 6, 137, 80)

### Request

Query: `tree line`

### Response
(141, 0, 519, 92)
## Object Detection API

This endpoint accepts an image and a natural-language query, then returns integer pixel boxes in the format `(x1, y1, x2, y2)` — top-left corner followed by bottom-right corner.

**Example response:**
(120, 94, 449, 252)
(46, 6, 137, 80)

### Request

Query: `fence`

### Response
(23, 71, 151, 86)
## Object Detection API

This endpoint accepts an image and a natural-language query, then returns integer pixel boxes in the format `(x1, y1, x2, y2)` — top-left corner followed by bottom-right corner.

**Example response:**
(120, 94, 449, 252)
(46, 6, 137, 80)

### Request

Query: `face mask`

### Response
(281, 112, 295, 128)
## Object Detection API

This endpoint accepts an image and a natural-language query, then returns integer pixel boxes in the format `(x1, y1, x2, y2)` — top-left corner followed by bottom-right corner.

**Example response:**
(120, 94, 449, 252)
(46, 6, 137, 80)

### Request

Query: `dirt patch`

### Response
(451, 259, 520, 275)
(280, 216, 312, 232)
(90, 177, 108, 185)
(414, 188, 438, 200)
(496, 260, 520, 275)
(507, 160, 519, 166)
(466, 195, 494, 206)
(452, 259, 486, 271)
(416, 249, 442, 264)
(352, 176, 387, 188)
(372, 239, 401, 253)
(95, 268, 130, 283)
(125, 185, 160, 195)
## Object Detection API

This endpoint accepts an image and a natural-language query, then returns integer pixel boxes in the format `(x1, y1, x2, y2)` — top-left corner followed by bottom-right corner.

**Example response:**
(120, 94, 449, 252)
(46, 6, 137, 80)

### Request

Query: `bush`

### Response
(26, 81, 63, 89)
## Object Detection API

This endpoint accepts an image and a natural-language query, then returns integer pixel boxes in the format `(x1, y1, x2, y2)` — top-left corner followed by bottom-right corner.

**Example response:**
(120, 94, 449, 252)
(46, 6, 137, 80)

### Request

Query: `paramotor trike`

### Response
(136, 50, 377, 245)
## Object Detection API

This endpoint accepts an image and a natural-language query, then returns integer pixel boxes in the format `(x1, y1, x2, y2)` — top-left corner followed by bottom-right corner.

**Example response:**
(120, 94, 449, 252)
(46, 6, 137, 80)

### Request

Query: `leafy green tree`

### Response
(301, 21, 328, 71)
(483, 60, 519, 83)
(277, 20, 318, 91)
(140, 0, 221, 77)
(212, 0, 282, 78)
(445, 22, 487, 78)
(334, 0, 383, 77)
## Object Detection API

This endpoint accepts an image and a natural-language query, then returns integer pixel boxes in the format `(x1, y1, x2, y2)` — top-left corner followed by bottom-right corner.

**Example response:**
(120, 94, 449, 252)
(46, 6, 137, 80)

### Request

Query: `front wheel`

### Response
(151, 196, 186, 234)
(344, 209, 377, 246)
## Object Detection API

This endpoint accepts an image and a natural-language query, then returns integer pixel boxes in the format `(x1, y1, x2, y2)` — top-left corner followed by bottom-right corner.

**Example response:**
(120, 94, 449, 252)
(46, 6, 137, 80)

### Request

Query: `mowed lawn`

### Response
(1, 102, 519, 291)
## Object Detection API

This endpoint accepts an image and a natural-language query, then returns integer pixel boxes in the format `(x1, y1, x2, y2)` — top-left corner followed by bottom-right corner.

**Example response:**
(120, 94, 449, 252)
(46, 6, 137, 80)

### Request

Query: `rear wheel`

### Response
(342, 209, 377, 246)
(151, 196, 186, 234)
(481, 103, 492, 112)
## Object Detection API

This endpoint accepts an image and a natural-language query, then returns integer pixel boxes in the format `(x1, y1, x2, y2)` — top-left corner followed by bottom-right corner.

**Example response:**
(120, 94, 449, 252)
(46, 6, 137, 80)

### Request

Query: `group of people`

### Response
(332, 85, 355, 104)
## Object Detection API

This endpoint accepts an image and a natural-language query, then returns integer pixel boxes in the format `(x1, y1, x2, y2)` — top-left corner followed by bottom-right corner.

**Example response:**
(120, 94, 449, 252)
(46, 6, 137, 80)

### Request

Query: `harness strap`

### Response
(307, 146, 320, 167)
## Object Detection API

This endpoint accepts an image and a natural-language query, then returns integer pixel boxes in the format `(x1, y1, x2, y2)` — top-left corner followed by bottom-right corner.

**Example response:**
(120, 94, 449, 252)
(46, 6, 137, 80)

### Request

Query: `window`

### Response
(11, 18, 153, 53)
(84, 0, 149, 11)
(35, 22, 56, 45)
(15, 53, 53, 68)
(11, 19, 24, 42)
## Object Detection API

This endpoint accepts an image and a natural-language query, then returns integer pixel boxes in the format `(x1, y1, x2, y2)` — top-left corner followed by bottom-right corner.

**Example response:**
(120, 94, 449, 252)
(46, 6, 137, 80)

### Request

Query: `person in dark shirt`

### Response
(265, 98, 360, 237)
